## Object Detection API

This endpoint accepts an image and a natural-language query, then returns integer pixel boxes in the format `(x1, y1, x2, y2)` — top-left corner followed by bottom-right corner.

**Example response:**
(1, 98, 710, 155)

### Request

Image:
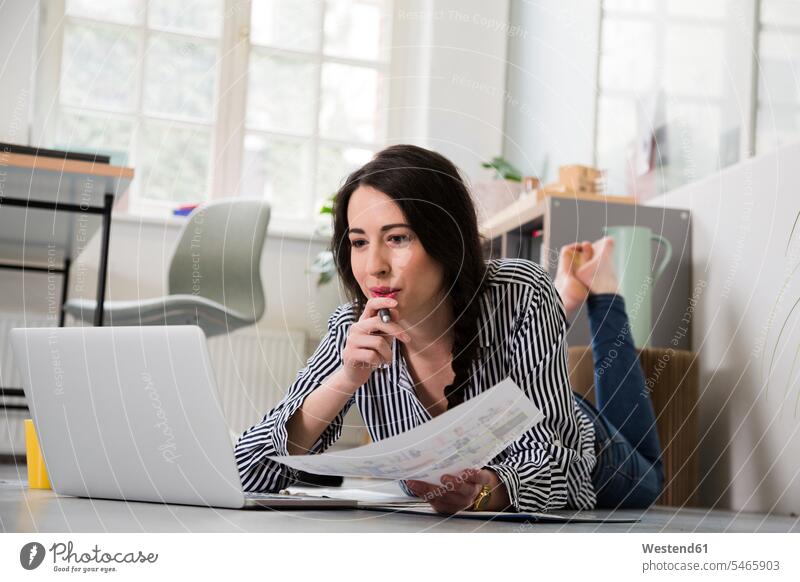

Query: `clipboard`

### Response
(361, 505, 642, 523)
(243, 491, 357, 509)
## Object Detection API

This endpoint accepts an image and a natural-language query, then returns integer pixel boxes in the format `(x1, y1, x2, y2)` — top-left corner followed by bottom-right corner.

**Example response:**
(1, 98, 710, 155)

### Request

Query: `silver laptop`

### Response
(10, 325, 354, 509)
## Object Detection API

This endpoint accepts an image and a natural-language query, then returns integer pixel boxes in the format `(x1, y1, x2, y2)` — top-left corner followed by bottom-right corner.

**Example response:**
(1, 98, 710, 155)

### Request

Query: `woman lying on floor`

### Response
(234, 144, 663, 513)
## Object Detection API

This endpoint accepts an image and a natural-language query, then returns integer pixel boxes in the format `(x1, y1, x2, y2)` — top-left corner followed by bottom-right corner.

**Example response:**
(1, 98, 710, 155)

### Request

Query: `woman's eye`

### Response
(350, 235, 411, 248)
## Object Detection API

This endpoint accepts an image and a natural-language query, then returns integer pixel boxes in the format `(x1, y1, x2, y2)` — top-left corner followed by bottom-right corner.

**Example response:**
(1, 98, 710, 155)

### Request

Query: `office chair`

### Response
(64, 199, 271, 337)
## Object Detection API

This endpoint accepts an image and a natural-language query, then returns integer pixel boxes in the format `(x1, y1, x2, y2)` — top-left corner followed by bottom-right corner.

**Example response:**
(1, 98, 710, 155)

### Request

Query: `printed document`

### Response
(267, 378, 543, 484)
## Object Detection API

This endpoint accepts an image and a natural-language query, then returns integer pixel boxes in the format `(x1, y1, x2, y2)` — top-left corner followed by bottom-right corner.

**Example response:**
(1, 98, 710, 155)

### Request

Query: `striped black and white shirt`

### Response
(235, 258, 597, 512)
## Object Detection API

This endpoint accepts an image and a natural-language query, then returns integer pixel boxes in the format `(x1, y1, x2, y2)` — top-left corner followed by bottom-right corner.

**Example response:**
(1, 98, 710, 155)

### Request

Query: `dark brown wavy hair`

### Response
(331, 144, 488, 409)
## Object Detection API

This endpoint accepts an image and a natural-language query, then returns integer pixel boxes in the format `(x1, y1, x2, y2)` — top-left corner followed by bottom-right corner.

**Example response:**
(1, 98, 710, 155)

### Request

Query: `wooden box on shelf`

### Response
(558, 164, 605, 194)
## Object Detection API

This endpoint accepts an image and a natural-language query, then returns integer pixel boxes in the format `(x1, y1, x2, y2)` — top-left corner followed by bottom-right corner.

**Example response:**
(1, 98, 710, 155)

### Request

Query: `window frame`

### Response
(240, 0, 393, 230)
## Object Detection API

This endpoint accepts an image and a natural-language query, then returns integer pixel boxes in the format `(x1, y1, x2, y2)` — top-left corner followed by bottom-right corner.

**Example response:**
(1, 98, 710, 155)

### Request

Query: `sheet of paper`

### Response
(267, 377, 543, 484)
(285, 486, 419, 504)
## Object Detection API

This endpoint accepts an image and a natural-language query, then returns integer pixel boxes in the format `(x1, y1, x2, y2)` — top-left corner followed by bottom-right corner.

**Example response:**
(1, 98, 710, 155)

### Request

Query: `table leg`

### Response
(59, 257, 71, 327)
(94, 193, 114, 327)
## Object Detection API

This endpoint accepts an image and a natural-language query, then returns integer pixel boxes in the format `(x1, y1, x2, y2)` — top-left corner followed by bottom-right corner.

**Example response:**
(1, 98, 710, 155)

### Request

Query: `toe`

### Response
(598, 236, 615, 255)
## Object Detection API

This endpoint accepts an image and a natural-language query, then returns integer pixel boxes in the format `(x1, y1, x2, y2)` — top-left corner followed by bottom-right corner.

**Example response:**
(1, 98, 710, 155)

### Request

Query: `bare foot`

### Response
(575, 236, 620, 295)
(554, 243, 590, 320)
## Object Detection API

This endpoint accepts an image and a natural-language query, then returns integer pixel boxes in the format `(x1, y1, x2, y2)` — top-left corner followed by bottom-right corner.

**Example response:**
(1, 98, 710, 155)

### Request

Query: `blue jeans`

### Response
(571, 293, 664, 509)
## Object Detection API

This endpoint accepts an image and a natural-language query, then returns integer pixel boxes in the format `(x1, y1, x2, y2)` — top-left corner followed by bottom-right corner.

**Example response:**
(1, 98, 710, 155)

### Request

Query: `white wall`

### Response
(648, 142, 800, 516)
(388, 0, 510, 180)
(502, 0, 601, 182)
(0, 0, 37, 143)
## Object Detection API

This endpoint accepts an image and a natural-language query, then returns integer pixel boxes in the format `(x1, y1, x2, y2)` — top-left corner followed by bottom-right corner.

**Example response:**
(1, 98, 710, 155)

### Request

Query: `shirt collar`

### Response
(390, 291, 496, 358)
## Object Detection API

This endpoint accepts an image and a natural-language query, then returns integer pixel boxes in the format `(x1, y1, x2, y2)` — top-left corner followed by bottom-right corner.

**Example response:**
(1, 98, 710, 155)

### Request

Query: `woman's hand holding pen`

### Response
(340, 297, 410, 388)
(286, 296, 407, 455)
(405, 468, 510, 514)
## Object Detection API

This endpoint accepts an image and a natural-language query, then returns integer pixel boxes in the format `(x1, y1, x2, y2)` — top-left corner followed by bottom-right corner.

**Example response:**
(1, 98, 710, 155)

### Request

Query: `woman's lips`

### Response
(372, 290, 400, 299)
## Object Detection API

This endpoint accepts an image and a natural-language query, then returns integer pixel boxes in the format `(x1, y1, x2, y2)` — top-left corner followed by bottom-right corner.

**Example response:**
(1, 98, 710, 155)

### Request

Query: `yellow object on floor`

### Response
(24, 419, 51, 489)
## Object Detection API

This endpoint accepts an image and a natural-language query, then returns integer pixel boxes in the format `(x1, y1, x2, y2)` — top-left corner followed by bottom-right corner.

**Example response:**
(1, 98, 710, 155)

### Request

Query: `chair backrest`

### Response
(567, 345, 699, 508)
(168, 199, 271, 322)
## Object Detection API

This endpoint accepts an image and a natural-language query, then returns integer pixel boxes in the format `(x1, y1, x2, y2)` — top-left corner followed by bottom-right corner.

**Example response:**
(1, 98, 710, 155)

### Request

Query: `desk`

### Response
(1, 466, 797, 533)
(0, 150, 133, 411)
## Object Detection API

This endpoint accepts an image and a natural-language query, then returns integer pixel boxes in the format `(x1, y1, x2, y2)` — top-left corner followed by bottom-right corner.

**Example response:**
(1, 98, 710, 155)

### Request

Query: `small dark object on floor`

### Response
(295, 471, 343, 487)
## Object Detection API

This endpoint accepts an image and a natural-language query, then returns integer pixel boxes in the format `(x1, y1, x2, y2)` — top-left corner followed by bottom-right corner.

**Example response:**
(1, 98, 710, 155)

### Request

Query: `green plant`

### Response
(309, 250, 335, 286)
(318, 194, 335, 215)
(309, 193, 337, 287)
(481, 156, 523, 182)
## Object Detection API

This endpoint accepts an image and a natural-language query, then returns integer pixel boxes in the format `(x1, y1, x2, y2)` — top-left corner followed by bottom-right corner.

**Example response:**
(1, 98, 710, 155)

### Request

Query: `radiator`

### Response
(205, 328, 307, 434)
(0, 313, 308, 456)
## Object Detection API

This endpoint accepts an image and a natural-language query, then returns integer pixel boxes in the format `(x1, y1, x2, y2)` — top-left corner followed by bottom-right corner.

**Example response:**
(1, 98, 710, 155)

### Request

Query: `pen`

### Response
(377, 308, 393, 369)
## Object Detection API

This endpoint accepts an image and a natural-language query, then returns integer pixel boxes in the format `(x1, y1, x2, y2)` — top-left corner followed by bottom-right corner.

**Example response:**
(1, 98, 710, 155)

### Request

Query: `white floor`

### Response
(2, 463, 798, 533)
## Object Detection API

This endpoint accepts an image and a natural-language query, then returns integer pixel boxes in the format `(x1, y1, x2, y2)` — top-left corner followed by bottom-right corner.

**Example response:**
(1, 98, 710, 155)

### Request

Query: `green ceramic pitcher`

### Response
(601, 225, 673, 347)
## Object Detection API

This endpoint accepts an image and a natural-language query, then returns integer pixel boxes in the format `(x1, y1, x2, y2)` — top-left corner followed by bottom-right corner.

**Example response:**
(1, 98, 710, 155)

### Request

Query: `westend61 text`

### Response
(642, 543, 708, 554)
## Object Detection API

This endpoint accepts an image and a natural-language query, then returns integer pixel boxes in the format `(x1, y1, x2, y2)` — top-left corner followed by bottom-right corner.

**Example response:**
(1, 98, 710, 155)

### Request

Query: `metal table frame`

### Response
(0, 192, 115, 412)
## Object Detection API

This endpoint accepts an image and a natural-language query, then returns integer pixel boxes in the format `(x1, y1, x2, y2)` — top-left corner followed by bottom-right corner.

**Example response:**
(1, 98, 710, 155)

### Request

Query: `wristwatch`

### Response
(471, 484, 492, 511)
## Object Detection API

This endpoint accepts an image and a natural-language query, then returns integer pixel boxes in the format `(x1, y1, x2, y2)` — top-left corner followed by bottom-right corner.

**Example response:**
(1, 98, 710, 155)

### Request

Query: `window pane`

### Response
(144, 34, 218, 122)
(762, 0, 800, 27)
(241, 134, 313, 219)
(603, 0, 655, 13)
(61, 21, 139, 112)
(147, 0, 223, 37)
(596, 96, 638, 195)
(665, 25, 725, 97)
(661, 102, 723, 191)
(596, 9, 744, 198)
(324, 0, 386, 61)
(66, 0, 144, 25)
(758, 32, 800, 107)
(756, 106, 800, 154)
(596, 96, 728, 194)
(666, 0, 729, 19)
(316, 143, 372, 202)
(139, 120, 212, 203)
(600, 19, 656, 92)
(596, 97, 638, 164)
(247, 51, 318, 134)
(251, 0, 322, 52)
(55, 110, 134, 163)
(320, 63, 381, 142)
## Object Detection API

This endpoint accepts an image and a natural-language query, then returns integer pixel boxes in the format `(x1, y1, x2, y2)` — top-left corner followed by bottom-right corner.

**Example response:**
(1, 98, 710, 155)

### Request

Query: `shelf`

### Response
(479, 193, 547, 240)
(479, 192, 638, 241)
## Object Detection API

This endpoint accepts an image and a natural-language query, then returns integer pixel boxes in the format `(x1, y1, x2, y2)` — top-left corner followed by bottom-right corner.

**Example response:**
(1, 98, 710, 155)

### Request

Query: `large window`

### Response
(38, 0, 391, 227)
(596, 0, 748, 197)
(756, 0, 800, 153)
